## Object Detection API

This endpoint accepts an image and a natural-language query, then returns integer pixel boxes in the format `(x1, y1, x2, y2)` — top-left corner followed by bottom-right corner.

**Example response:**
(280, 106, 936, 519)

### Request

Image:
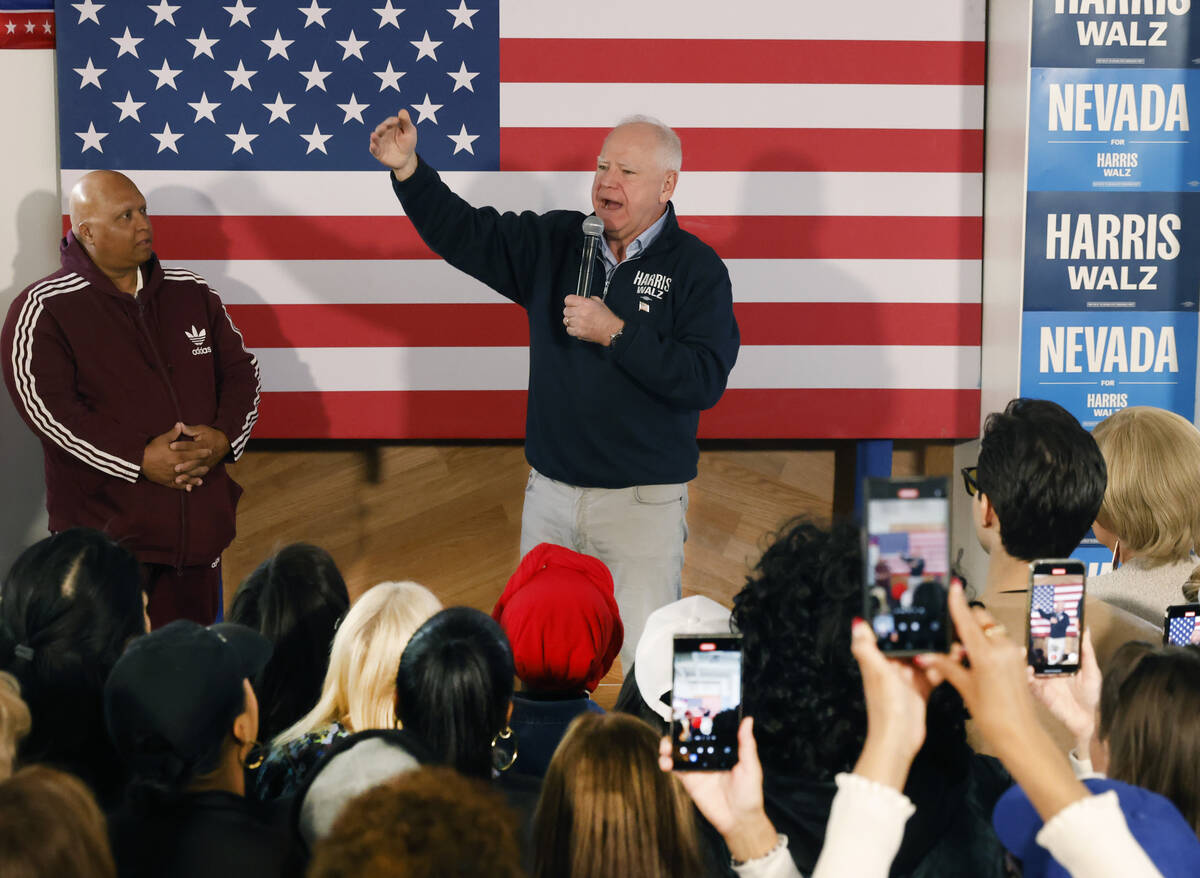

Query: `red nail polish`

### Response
(852, 616, 864, 626)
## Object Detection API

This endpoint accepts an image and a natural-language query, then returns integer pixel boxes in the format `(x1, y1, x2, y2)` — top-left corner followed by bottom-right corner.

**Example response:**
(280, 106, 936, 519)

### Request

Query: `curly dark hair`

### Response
(734, 518, 968, 781)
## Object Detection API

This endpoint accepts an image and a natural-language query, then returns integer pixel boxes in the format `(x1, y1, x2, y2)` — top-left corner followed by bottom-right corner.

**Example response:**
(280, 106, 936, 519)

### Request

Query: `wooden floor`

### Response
(223, 441, 952, 706)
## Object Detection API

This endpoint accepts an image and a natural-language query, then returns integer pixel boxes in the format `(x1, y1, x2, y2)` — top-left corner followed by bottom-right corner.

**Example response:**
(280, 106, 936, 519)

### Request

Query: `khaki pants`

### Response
(520, 468, 688, 674)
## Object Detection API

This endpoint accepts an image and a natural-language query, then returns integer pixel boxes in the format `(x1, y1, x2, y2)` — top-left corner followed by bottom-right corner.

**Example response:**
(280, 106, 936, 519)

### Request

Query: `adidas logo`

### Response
(185, 325, 206, 346)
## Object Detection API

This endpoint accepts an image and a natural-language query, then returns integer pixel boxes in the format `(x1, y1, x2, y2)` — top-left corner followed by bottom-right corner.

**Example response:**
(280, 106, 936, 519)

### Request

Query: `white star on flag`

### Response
(373, 1, 403, 28)
(151, 122, 183, 154)
(71, 0, 104, 25)
(112, 91, 146, 122)
(111, 26, 143, 58)
(43, 21, 53, 34)
(336, 30, 368, 61)
(149, 58, 182, 90)
(224, 0, 255, 28)
(188, 92, 221, 123)
(147, 0, 180, 26)
(75, 122, 108, 153)
(337, 93, 369, 124)
(300, 60, 331, 92)
(447, 123, 478, 155)
(410, 30, 442, 61)
(446, 1, 478, 29)
(300, 123, 332, 154)
(187, 28, 220, 59)
(226, 60, 258, 91)
(373, 61, 404, 92)
(24, 20, 34, 33)
(411, 93, 442, 124)
(298, 1, 330, 28)
(447, 61, 478, 93)
(4, 22, 14, 34)
(262, 29, 294, 60)
(227, 123, 259, 154)
(263, 92, 295, 123)
(74, 57, 106, 89)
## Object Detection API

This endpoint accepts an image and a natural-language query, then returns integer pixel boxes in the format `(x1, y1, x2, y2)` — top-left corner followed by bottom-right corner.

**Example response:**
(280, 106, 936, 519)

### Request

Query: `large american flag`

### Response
(1030, 582, 1083, 638)
(54, 0, 984, 440)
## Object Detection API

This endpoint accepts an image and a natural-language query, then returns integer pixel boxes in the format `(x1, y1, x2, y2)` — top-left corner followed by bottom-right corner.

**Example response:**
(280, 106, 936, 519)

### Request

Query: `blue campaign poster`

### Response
(1024, 190, 1200, 311)
(1028, 68, 1199, 192)
(1019, 310, 1198, 429)
(1032, 0, 1200, 69)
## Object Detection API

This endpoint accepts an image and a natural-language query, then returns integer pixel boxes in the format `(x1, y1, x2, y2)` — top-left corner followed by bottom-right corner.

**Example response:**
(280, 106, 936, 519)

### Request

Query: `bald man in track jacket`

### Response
(1, 170, 260, 626)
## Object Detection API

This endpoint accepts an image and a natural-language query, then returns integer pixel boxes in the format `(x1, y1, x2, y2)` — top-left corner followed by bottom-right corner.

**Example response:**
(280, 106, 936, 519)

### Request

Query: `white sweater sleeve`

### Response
(1036, 791, 1164, 878)
(808, 773, 915, 878)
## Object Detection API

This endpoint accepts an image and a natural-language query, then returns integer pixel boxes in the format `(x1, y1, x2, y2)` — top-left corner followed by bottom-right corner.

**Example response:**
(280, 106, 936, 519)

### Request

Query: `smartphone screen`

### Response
(1163, 604, 1200, 646)
(671, 634, 741, 771)
(863, 476, 951, 655)
(1027, 560, 1086, 675)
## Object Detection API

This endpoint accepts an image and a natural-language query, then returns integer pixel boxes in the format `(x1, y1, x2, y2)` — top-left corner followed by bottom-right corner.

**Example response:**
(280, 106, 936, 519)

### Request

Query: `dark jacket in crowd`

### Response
(699, 751, 1012, 878)
(109, 791, 297, 878)
(508, 692, 604, 779)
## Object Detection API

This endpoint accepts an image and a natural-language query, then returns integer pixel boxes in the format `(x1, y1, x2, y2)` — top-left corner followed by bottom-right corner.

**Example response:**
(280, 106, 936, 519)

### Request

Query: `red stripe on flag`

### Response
(250, 388, 981, 439)
(228, 302, 981, 348)
(679, 216, 983, 260)
(499, 39, 986, 85)
(500, 127, 984, 173)
(98, 215, 980, 261)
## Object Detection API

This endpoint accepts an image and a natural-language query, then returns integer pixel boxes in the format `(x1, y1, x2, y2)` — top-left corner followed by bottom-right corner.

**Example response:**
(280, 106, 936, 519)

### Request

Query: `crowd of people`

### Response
(0, 395, 1198, 876)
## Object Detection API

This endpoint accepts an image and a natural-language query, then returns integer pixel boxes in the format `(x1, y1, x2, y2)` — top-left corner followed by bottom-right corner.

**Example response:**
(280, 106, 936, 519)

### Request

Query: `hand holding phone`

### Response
(671, 634, 742, 771)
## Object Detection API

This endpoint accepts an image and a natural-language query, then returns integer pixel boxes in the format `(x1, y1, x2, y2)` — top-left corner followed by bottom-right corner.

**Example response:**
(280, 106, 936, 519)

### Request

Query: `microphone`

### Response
(576, 215, 604, 298)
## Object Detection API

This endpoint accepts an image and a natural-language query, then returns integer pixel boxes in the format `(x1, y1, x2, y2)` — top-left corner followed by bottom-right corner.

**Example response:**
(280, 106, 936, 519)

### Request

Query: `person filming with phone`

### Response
(961, 399, 1159, 690)
(369, 112, 740, 675)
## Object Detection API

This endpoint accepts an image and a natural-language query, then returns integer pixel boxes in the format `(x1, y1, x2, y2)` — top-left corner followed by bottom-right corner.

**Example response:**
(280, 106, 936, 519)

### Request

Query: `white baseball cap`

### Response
(634, 595, 733, 722)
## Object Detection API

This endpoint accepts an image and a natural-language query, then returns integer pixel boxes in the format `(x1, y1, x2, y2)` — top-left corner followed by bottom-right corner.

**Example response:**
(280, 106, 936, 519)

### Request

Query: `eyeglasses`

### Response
(961, 466, 979, 497)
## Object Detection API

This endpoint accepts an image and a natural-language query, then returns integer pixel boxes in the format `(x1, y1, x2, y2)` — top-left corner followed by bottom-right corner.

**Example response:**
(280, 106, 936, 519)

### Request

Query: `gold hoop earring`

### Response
(242, 740, 265, 771)
(490, 725, 517, 773)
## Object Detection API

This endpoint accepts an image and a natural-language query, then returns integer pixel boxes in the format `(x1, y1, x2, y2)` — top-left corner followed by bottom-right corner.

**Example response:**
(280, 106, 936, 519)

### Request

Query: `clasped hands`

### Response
(142, 422, 231, 491)
(563, 295, 624, 347)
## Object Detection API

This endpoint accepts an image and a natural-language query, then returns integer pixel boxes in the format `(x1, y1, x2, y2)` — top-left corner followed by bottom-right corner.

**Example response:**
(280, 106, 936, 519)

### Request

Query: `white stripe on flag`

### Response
(254, 345, 981, 393)
(500, 0, 986, 41)
(499, 83, 985, 130)
(62, 170, 983, 218)
(192, 259, 982, 306)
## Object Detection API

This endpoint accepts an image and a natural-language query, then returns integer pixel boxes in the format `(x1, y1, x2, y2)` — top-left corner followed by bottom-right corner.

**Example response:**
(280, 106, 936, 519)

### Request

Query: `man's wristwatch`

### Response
(608, 326, 624, 347)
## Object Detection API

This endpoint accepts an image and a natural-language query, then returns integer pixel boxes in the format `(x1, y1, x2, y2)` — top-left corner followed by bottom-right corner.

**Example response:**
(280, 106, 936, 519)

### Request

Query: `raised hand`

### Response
(658, 717, 779, 864)
(369, 109, 419, 181)
(850, 619, 932, 791)
(1029, 628, 1102, 755)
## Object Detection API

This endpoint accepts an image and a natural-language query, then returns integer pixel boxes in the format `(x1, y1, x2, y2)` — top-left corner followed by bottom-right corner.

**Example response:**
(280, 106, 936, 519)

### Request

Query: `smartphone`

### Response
(1163, 604, 1200, 646)
(862, 476, 951, 655)
(670, 634, 742, 771)
(1027, 559, 1086, 675)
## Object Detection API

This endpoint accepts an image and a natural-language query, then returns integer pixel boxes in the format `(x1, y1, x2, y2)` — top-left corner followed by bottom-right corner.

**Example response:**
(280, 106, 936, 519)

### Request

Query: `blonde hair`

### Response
(532, 713, 702, 878)
(1093, 406, 1200, 565)
(0, 673, 31, 781)
(274, 581, 442, 745)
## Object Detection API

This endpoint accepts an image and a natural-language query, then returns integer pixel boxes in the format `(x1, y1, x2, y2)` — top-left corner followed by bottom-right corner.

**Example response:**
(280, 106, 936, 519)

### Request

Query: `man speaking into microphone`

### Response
(370, 112, 739, 671)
